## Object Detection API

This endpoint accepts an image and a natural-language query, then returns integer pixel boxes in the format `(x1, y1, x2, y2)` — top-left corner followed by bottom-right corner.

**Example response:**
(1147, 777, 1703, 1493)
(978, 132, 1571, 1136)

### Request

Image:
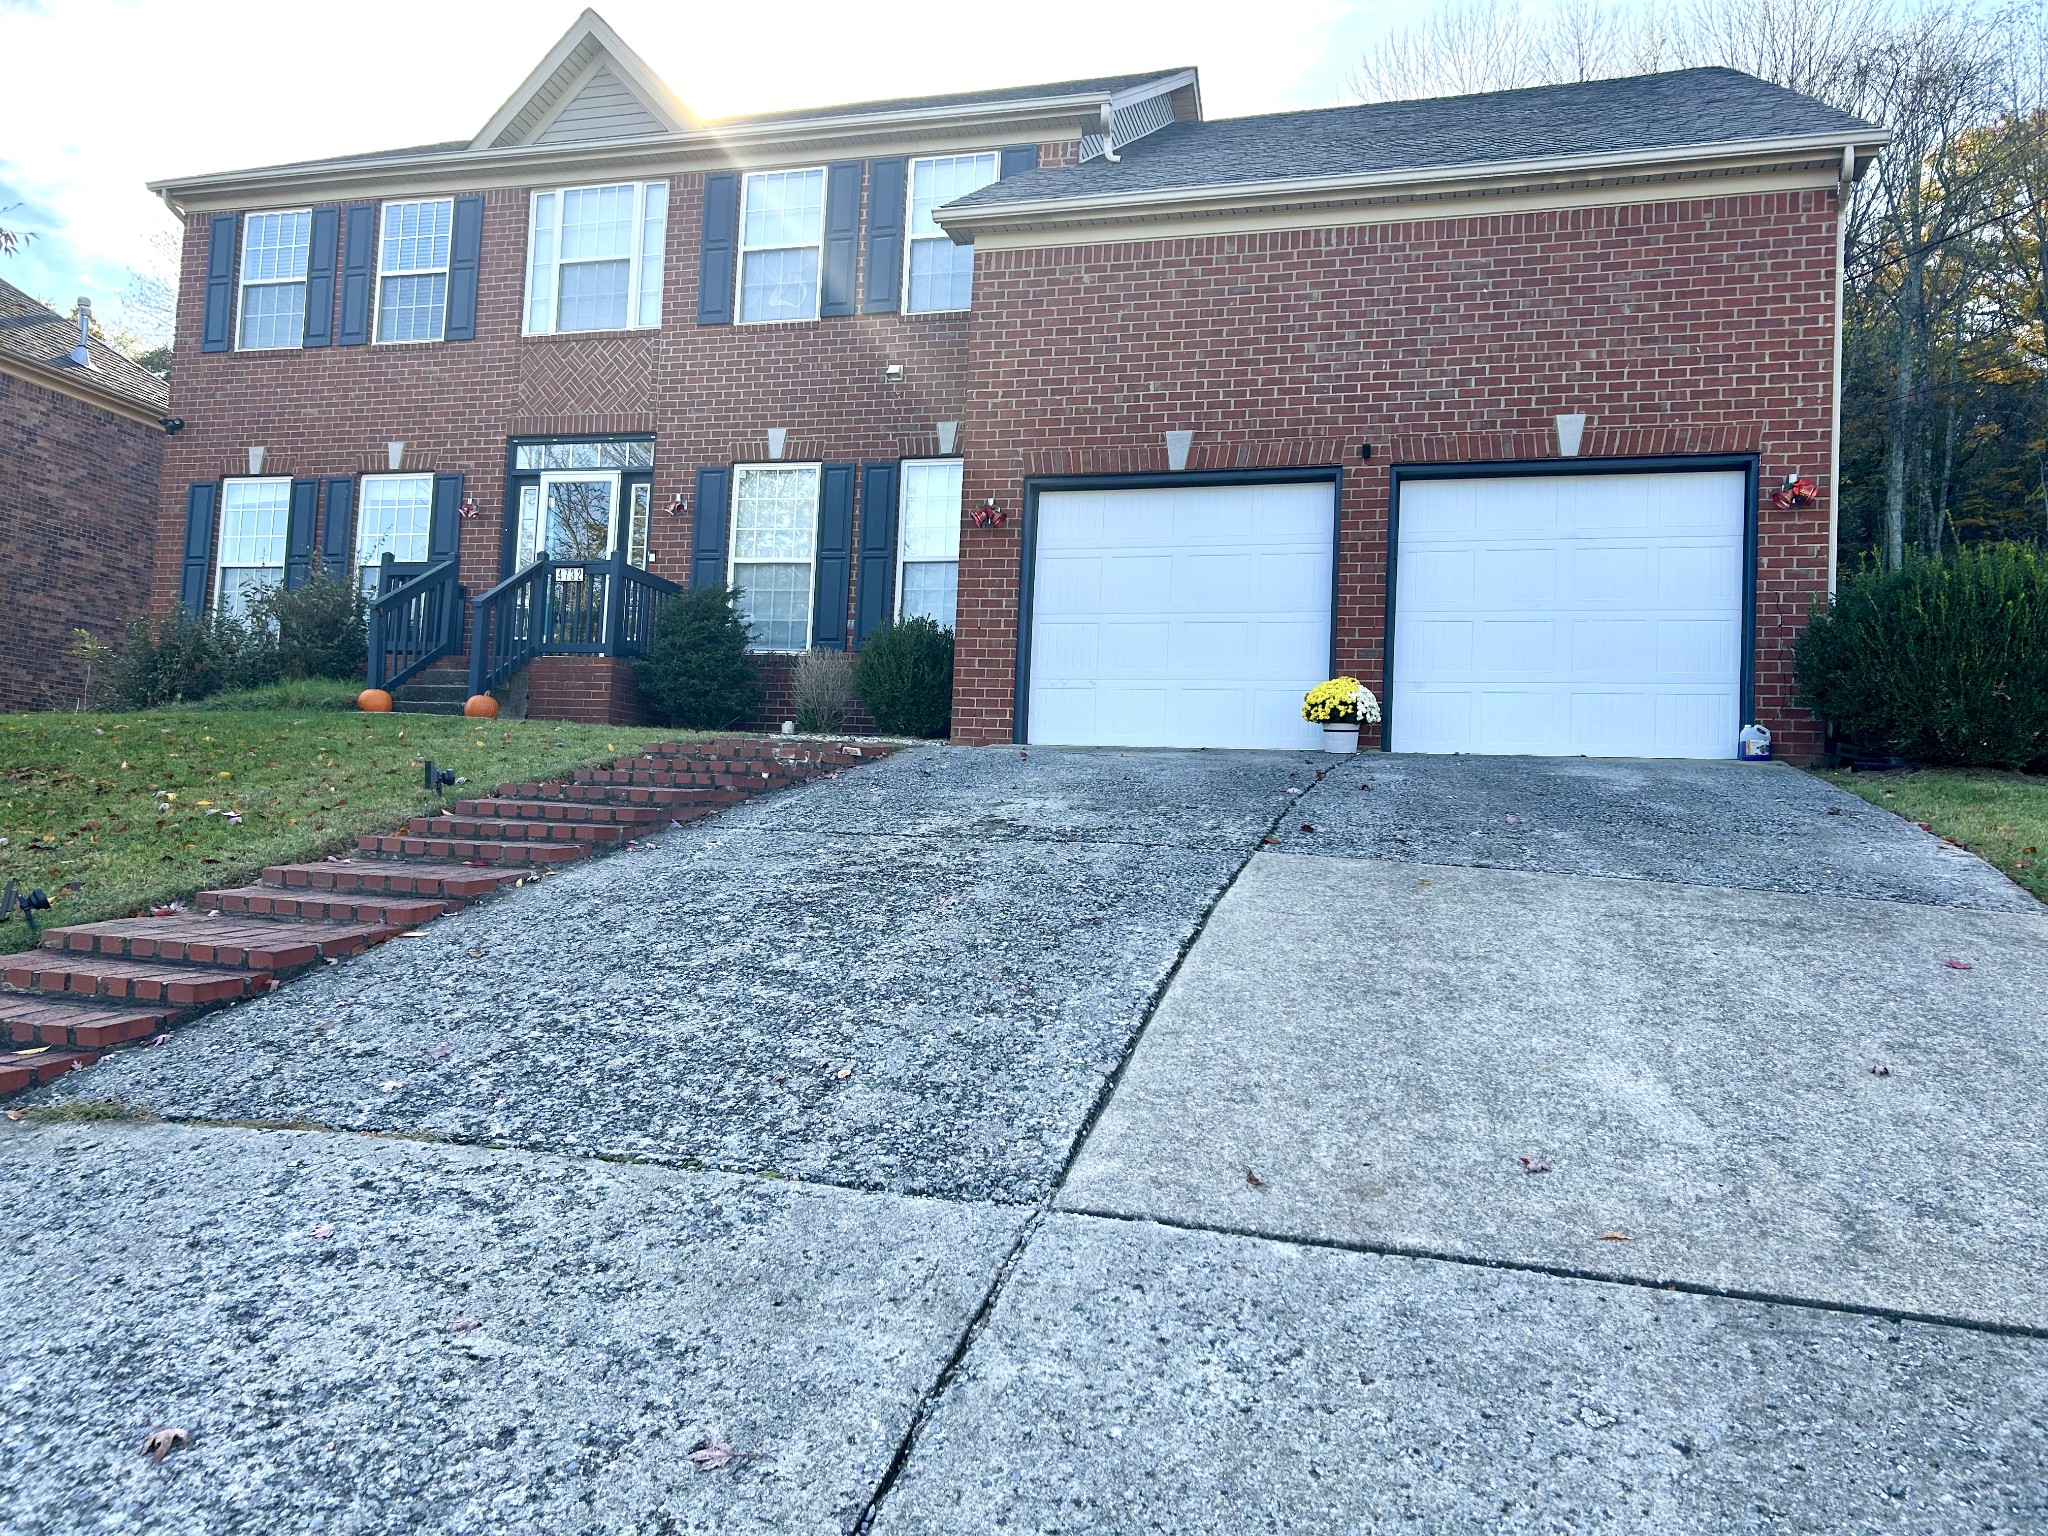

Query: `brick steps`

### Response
(1, 736, 894, 1101)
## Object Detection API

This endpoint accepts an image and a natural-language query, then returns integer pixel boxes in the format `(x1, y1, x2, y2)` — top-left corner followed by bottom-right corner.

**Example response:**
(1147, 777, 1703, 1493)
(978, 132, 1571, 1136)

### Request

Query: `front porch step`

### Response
(404, 815, 627, 847)
(452, 798, 671, 825)
(354, 832, 590, 866)
(3, 953, 272, 1007)
(2, 994, 176, 1049)
(501, 781, 730, 810)
(201, 886, 449, 927)
(37, 914, 395, 971)
(572, 769, 769, 797)
(261, 860, 525, 901)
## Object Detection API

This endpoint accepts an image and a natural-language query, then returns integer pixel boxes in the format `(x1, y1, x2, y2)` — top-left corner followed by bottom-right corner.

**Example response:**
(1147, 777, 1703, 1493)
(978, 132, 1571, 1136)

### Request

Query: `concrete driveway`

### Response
(5, 749, 2044, 1533)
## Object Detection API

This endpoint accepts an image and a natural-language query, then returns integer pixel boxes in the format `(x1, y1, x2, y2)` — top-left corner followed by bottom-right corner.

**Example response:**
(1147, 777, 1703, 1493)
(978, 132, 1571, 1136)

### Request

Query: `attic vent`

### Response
(68, 297, 92, 368)
(1080, 92, 1176, 164)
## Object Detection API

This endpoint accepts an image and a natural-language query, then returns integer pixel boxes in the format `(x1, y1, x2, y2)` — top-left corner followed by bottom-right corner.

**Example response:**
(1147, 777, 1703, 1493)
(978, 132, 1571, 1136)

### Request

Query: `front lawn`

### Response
(0, 706, 683, 953)
(1818, 767, 2048, 903)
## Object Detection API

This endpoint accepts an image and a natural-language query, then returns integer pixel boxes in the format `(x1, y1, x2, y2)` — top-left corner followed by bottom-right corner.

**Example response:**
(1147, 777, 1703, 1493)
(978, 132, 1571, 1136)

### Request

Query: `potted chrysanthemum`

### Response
(1302, 676, 1380, 753)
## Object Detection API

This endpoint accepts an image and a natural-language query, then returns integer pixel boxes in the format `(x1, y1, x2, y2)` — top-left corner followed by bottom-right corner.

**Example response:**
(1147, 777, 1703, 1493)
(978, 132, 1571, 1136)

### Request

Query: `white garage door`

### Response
(1392, 470, 1746, 758)
(1026, 481, 1334, 749)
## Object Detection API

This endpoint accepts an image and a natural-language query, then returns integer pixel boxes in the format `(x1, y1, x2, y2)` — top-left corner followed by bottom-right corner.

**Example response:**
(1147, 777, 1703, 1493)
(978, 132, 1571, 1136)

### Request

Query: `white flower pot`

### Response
(1322, 723, 1360, 753)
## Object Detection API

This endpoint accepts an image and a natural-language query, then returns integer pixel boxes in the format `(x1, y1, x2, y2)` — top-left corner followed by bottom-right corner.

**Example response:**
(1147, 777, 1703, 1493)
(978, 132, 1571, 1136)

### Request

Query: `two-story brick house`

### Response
(148, 9, 1885, 757)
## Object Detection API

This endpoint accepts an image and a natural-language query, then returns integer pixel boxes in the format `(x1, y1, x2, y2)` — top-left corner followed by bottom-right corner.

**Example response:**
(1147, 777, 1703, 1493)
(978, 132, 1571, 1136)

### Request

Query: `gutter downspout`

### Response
(1829, 143, 1852, 597)
(1099, 103, 1119, 163)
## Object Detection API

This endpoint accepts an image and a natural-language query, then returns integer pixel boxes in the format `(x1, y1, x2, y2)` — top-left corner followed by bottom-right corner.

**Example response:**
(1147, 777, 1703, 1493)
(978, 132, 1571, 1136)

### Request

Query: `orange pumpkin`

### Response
(463, 694, 500, 719)
(357, 689, 394, 713)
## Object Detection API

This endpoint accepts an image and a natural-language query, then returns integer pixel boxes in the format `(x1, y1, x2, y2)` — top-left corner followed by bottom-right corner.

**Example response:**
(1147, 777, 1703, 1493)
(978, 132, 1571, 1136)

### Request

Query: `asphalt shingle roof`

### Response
(0, 278, 168, 415)
(947, 67, 1880, 213)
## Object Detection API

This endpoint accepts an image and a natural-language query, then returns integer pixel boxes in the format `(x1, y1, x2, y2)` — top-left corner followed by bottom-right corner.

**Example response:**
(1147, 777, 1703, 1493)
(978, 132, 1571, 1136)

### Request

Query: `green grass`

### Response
(0, 707, 688, 953)
(1817, 766, 2048, 903)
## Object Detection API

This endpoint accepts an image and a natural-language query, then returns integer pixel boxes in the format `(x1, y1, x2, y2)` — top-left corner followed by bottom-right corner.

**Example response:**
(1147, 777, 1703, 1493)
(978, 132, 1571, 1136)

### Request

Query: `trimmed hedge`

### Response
(852, 617, 953, 738)
(80, 576, 366, 710)
(1795, 545, 2048, 768)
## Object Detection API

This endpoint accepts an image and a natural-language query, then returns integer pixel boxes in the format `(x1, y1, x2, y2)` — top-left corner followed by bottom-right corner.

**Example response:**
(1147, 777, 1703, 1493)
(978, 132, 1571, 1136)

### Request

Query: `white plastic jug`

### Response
(1738, 723, 1773, 761)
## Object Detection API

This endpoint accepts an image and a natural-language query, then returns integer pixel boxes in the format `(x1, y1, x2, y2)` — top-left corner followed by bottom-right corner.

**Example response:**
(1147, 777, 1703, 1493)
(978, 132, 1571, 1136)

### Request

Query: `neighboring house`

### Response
(0, 279, 169, 712)
(146, 8, 1886, 757)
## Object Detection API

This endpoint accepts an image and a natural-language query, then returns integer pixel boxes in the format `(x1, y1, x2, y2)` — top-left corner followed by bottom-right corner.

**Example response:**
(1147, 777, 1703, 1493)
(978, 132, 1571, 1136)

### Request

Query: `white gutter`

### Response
(937, 126, 1892, 236)
(147, 90, 1128, 212)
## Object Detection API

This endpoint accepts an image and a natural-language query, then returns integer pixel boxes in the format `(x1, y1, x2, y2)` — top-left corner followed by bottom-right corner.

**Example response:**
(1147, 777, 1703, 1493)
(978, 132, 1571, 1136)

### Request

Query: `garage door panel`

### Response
(1394, 470, 1745, 758)
(1028, 482, 1333, 749)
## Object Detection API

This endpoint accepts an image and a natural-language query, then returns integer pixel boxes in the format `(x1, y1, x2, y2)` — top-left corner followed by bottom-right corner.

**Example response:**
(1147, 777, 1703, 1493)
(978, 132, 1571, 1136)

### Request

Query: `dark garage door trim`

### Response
(1383, 454, 1762, 754)
(1013, 467, 1346, 746)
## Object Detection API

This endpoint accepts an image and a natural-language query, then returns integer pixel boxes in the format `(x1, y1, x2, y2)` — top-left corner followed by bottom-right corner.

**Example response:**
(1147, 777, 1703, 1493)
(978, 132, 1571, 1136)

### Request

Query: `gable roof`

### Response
(0, 278, 168, 421)
(942, 67, 1886, 229)
(473, 8, 695, 148)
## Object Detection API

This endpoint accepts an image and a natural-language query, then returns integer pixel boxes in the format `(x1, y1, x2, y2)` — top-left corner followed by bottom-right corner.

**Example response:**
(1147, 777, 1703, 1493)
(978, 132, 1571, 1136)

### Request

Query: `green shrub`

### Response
(78, 576, 368, 712)
(1795, 545, 2048, 769)
(250, 574, 366, 681)
(175, 677, 364, 713)
(635, 582, 759, 729)
(852, 617, 954, 737)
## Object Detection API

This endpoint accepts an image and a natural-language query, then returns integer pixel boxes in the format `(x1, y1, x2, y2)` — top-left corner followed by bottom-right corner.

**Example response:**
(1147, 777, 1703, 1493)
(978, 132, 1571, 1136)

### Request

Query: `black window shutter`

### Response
(820, 161, 862, 319)
(696, 172, 740, 326)
(854, 461, 900, 645)
(320, 476, 356, 576)
(338, 203, 375, 346)
(200, 215, 236, 353)
(284, 478, 319, 590)
(811, 463, 855, 649)
(445, 195, 483, 341)
(998, 144, 1040, 178)
(302, 206, 340, 348)
(690, 466, 731, 587)
(861, 158, 906, 314)
(179, 482, 219, 612)
(430, 473, 463, 563)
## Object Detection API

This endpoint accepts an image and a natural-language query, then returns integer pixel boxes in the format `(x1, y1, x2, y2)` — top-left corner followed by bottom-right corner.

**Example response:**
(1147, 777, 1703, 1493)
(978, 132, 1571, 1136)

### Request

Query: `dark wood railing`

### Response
(366, 555, 464, 691)
(465, 551, 680, 699)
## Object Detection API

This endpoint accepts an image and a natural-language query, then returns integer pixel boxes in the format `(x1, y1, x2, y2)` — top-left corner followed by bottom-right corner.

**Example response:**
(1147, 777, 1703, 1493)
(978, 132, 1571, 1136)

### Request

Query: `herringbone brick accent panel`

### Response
(519, 335, 654, 417)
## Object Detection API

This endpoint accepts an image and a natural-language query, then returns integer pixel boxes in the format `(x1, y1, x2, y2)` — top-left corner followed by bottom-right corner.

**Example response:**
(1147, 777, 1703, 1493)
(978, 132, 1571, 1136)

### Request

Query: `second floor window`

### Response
(376, 199, 453, 343)
(238, 209, 311, 350)
(524, 181, 668, 335)
(906, 155, 997, 313)
(738, 168, 825, 324)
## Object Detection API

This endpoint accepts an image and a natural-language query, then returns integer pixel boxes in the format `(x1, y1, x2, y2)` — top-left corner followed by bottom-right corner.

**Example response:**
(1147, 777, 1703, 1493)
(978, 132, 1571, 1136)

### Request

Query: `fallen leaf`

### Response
(1945, 957, 1974, 970)
(465, 949, 485, 959)
(450, 1316, 482, 1334)
(311, 1223, 334, 1239)
(4, 1110, 22, 1122)
(1299, 823, 1317, 834)
(1519, 1157, 1552, 1174)
(1260, 835, 1280, 846)
(423, 1043, 452, 1060)
(1827, 806, 1842, 816)
(1245, 1170, 1264, 1188)
(378, 1080, 404, 1092)
(1358, 782, 1372, 791)
(140, 1426, 190, 1463)
(835, 1066, 853, 1080)
(687, 1440, 744, 1471)
(1597, 1231, 1632, 1241)
(1870, 1064, 1891, 1077)
(1504, 815, 1520, 825)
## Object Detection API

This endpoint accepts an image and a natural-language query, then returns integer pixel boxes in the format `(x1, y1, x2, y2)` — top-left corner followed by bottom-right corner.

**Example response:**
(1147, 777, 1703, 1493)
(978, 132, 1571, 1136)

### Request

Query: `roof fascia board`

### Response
(971, 161, 1847, 250)
(0, 352, 166, 426)
(936, 127, 1894, 238)
(472, 13, 604, 149)
(150, 93, 1112, 213)
(1107, 68, 1199, 113)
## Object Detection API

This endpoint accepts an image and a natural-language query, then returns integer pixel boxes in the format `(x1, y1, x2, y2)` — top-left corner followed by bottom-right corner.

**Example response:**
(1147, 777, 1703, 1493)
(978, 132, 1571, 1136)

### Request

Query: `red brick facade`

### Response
(156, 173, 1839, 757)
(1, 370, 163, 711)
(955, 192, 1839, 757)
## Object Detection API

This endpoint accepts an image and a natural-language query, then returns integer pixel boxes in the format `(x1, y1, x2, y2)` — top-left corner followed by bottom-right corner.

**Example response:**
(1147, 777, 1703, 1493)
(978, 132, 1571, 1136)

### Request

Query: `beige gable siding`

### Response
(536, 66, 665, 145)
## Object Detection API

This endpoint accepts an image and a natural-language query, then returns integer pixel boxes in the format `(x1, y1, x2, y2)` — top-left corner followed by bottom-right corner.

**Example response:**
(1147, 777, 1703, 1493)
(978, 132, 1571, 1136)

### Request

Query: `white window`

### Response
(353, 474, 435, 592)
(375, 199, 452, 343)
(897, 460, 962, 627)
(524, 181, 667, 334)
(215, 478, 291, 614)
(729, 463, 819, 651)
(237, 209, 311, 350)
(905, 155, 997, 314)
(738, 168, 825, 324)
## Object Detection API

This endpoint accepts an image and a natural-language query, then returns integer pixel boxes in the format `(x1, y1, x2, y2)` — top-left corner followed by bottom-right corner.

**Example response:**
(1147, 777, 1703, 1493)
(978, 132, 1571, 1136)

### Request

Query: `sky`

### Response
(0, 0, 1408, 343)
